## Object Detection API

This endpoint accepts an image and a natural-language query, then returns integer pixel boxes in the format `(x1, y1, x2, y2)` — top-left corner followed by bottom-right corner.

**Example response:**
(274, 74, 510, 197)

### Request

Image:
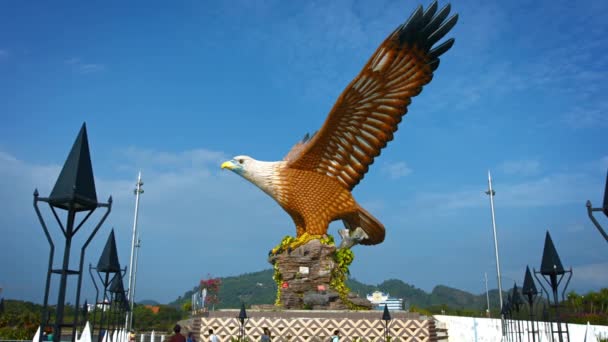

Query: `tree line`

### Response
(0, 299, 188, 339)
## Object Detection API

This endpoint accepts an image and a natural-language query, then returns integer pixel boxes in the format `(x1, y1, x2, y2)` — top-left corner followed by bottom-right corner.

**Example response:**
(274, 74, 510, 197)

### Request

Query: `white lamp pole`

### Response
(126, 172, 144, 331)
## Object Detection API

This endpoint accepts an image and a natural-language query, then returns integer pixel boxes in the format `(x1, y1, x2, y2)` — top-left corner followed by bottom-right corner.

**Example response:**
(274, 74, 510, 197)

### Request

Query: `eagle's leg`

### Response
(291, 214, 307, 238)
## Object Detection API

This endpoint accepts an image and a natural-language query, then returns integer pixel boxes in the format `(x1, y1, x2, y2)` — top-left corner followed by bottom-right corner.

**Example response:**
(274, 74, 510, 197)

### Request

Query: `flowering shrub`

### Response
(200, 275, 222, 308)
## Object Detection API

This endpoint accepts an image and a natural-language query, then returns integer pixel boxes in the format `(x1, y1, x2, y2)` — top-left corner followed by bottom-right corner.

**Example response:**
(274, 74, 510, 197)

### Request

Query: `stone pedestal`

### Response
(268, 238, 371, 310)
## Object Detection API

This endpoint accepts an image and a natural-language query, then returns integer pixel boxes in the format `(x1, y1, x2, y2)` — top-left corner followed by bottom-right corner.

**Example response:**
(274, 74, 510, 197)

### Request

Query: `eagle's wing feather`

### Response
(286, 2, 457, 190)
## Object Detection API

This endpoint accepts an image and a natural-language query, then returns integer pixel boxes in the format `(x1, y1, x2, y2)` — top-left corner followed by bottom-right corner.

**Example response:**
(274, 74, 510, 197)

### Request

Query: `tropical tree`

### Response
(566, 291, 583, 313)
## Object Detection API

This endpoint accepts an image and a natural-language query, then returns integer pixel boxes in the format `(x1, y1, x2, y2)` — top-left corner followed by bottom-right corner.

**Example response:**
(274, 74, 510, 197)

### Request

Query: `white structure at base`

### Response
(32, 326, 40, 342)
(434, 315, 608, 342)
(366, 291, 404, 311)
(77, 322, 92, 342)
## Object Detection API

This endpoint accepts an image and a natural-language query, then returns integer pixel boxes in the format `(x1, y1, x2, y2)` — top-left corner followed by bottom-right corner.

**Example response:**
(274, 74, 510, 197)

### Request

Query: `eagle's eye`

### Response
(237, 159, 244, 164)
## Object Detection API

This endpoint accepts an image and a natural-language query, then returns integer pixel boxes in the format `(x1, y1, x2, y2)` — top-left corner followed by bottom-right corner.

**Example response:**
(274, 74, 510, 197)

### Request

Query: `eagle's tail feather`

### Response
(343, 206, 385, 246)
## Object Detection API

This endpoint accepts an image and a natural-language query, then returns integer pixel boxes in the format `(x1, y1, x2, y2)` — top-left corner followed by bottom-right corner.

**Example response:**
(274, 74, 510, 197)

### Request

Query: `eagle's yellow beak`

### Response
(221, 160, 235, 170)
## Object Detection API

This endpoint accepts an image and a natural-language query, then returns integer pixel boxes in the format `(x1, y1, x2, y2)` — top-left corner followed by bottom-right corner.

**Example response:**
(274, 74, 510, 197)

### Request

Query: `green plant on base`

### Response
(330, 247, 368, 310)
(271, 233, 366, 310)
(273, 261, 282, 306)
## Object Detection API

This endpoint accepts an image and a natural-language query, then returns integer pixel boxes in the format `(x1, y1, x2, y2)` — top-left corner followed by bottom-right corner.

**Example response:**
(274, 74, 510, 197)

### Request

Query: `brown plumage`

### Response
(222, 2, 458, 245)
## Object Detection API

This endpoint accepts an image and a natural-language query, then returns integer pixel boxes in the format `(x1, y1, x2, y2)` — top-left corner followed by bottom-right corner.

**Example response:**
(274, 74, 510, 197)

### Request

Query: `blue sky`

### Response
(1, 0, 607, 305)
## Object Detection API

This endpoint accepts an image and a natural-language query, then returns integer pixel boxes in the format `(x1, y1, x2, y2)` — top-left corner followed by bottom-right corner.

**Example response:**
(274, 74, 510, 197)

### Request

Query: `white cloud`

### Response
(66, 57, 106, 74)
(409, 170, 601, 212)
(499, 159, 540, 176)
(381, 161, 412, 180)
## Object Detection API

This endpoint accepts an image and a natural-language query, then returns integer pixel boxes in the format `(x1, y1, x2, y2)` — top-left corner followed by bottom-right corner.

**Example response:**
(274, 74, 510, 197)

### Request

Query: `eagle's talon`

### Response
(338, 227, 369, 249)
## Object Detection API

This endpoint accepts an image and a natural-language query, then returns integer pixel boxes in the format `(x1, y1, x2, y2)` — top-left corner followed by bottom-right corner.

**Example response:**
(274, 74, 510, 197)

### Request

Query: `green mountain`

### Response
(171, 269, 503, 313)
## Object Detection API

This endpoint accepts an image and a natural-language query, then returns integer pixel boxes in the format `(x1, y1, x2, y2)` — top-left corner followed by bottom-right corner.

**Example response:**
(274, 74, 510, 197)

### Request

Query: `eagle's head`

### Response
(221, 155, 252, 176)
(221, 155, 282, 197)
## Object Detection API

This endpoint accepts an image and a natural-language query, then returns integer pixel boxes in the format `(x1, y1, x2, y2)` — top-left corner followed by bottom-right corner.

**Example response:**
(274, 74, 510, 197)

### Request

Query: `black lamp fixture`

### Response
(95, 230, 122, 341)
(82, 300, 88, 328)
(108, 271, 127, 331)
(33, 123, 112, 342)
(511, 283, 524, 315)
(88, 264, 100, 330)
(505, 294, 513, 342)
(238, 302, 248, 341)
(382, 304, 392, 342)
(522, 266, 539, 342)
(511, 282, 524, 341)
(533, 231, 572, 342)
(586, 169, 608, 243)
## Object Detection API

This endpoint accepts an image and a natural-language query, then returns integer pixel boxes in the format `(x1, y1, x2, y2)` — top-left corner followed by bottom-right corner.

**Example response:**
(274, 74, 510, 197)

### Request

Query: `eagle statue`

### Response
(222, 1, 458, 246)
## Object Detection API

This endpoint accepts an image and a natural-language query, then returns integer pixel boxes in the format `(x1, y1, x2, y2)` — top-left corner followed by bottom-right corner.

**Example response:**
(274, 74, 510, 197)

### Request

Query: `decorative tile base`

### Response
(189, 310, 445, 342)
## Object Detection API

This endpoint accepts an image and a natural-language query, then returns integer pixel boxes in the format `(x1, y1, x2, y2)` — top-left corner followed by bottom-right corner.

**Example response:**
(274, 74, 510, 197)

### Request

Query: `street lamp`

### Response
(109, 271, 127, 332)
(126, 172, 144, 331)
(33, 123, 112, 342)
(82, 300, 88, 329)
(485, 171, 505, 337)
(89, 264, 100, 330)
(586, 170, 608, 243)
(505, 294, 513, 342)
(533, 231, 572, 342)
(522, 266, 539, 342)
(500, 302, 509, 341)
(95, 230, 122, 341)
(511, 283, 524, 342)
(238, 303, 248, 341)
(382, 304, 391, 342)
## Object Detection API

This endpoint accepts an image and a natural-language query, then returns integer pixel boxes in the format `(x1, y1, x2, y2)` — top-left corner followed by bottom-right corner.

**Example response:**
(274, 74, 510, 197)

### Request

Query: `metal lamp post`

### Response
(33, 123, 112, 342)
(95, 230, 122, 341)
(505, 294, 513, 342)
(511, 283, 524, 342)
(586, 170, 608, 243)
(522, 266, 539, 342)
(82, 300, 89, 329)
(89, 264, 100, 329)
(238, 303, 248, 341)
(533, 231, 572, 342)
(109, 272, 127, 332)
(126, 172, 144, 331)
(382, 304, 392, 342)
(484, 273, 491, 317)
(485, 171, 505, 336)
(541, 303, 550, 340)
(500, 302, 510, 342)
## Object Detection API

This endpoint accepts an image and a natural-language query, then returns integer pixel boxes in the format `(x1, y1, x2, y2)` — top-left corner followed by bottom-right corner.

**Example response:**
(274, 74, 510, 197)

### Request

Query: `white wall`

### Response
(434, 315, 608, 342)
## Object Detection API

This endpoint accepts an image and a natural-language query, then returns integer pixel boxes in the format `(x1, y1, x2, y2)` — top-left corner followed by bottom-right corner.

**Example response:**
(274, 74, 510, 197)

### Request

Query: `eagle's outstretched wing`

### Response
(285, 1, 458, 190)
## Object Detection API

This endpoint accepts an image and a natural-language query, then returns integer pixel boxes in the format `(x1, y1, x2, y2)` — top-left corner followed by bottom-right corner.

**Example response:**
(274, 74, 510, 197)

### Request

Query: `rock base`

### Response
(268, 238, 371, 310)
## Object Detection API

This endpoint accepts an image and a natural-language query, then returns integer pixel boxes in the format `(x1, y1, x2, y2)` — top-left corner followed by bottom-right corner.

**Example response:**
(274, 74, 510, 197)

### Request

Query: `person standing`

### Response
(187, 332, 197, 342)
(331, 330, 340, 342)
(169, 324, 186, 342)
(208, 329, 219, 342)
(260, 327, 271, 342)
